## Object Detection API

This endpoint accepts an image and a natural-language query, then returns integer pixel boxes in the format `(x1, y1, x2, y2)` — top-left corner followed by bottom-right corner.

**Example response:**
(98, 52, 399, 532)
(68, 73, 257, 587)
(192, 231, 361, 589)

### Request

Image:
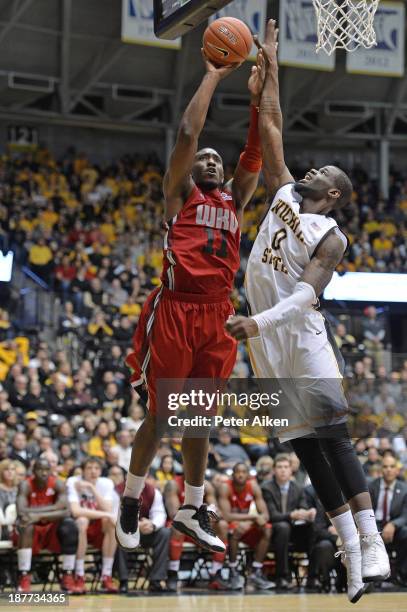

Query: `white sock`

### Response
(184, 482, 204, 508)
(330, 510, 359, 546)
(211, 561, 223, 575)
(17, 548, 32, 572)
(102, 557, 114, 577)
(124, 472, 146, 499)
(169, 560, 180, 572)
(62, 554, 76, 572)
(75, 559, 85, 577)
(354, 509, 379, 536)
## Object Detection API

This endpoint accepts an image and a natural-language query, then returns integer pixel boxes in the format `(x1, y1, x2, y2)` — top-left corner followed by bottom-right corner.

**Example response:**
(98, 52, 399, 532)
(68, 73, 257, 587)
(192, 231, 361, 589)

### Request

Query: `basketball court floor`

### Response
(12, 592, 407, 612)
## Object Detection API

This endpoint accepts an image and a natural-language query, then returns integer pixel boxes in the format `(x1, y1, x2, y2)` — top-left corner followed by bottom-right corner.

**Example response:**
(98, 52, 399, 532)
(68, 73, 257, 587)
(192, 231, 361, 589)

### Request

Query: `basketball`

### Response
(203, 17, 253, 66)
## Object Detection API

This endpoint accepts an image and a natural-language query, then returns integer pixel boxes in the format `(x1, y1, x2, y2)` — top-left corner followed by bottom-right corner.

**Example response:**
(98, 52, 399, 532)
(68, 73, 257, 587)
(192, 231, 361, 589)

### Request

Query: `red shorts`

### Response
(229, 522, 272, 548)
(87, 519, 104, 549)
(32, 522, 61, 555)
(126, 286, 237, 414)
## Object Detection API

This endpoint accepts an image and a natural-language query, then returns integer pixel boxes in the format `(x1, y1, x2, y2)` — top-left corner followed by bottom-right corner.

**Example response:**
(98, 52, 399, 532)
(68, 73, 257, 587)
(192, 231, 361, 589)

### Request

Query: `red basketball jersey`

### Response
(161, 185, 240, 295)
(27, 475, 57, 507)
(228, 479, 254, 514)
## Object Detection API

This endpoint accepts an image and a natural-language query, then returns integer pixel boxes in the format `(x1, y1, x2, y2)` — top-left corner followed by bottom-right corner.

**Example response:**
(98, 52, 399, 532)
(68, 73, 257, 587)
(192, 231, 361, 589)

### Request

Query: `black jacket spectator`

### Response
(369, 464, 407, 582)
(261, 457, 315, 587)
(261, 478, 309, 523)
(8, 433, 35, 468)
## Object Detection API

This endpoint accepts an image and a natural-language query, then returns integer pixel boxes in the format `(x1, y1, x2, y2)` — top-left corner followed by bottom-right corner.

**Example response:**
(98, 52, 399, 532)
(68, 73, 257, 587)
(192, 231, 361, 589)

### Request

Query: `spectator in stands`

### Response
(352, 404, 379, 438)
(106, 279, 128, 310)
(334, 323, 356, 352)
(55, 256, 77, 300)
(66, 456, 118, 594)
(103, 446, 120, 475)
(59, 301, 82, 333)
(87, 421, 116, 458)
(26, 380, 48, 413)
(218, 462, 274, 591)
(213, 429, 250, 471)
(113, 316, 133, 344)
(16, 458, 79, 593)
(98, 382, 126, 419)
(83, 279, 108, 314)
(362, 306, 386, 365)
(122, 401, 145, 432)
(362, 446, 382, 476)
(155, 455, 175, 491)
(0, 459, 17, 541)
(8, 375, 31, 411)
(369, 454, 407, 585)
(373, 383, 391, 415)
(377, 398, 405, 435)
(255, 456, 274, 484)
(71, 379, 95, 413)
(261, 454, 316, 590)
(389, 371, 403, 401)
(114, 430, 132, 472)
(28, 238, 53, 283)
(8, 433, 34, 469)
(86, 311, 113, 347)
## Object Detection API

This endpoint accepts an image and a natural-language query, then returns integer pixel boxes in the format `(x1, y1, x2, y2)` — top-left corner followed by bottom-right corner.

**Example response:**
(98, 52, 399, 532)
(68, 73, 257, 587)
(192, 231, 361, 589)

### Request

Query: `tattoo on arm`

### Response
(301, 232, 345, 296)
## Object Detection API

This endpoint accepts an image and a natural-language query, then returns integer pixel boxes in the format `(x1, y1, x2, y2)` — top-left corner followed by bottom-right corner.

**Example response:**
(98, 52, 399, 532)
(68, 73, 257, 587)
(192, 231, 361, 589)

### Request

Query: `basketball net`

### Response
(313, 0, 380, 55)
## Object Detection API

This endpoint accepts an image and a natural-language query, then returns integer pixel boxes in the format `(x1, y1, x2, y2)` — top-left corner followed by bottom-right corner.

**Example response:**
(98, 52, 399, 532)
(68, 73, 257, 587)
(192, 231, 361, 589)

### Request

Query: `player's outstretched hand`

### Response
(248, 48, 266, 104)
(225, 315, 259, 340)
(254, 19, 279, 68)
(201, 48, 243, 81)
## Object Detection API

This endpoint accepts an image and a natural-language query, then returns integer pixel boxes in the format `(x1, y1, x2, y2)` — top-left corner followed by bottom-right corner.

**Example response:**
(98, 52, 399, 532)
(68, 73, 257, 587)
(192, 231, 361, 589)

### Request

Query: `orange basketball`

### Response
(203, 17, 253, 66)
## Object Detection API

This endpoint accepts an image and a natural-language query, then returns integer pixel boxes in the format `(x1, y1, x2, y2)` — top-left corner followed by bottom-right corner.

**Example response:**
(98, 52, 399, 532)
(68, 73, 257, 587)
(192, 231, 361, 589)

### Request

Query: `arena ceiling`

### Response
(1, 0, 407, 147)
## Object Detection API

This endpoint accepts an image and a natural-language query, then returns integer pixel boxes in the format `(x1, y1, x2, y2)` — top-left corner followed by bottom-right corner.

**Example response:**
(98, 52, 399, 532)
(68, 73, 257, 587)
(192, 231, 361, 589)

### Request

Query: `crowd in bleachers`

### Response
(0, 148, 406, 593)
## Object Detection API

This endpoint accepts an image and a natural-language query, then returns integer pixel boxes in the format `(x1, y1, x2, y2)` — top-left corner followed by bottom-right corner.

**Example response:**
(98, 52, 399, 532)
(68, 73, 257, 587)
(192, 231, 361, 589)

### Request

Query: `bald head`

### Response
(328, 166, 353, 209)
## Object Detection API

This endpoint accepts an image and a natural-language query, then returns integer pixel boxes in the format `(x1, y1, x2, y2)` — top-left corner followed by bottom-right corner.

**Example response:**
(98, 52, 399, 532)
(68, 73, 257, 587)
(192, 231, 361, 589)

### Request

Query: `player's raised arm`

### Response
(258, 20, 294, 196)
(164, 53, 241, 220)
(228, 50, 265, 219)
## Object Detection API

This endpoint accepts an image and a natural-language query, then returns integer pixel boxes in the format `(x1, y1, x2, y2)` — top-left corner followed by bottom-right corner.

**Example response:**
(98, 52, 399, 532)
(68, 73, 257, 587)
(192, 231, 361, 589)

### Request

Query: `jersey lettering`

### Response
(261, 248, 288, 274)
(271, 199, 304, 243)
(196, 204, 238, 234)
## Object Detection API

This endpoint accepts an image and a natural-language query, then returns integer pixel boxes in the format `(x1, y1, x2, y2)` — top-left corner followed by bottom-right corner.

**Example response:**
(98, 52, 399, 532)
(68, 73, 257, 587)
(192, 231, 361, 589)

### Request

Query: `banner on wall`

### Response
(209, 0, 267, 61)
(279, 0, 335, 71)
(346, 1, 405, 76)
(122, 0, 181, 48)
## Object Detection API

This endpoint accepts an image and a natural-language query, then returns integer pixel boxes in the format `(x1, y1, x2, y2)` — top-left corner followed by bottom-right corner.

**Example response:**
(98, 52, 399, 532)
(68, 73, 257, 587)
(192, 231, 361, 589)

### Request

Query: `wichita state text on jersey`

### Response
(246, 183, 347, 315)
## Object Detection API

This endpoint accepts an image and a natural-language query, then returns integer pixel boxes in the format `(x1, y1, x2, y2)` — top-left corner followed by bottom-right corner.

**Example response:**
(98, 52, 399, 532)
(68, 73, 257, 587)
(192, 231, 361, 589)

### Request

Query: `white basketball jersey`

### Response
(246, 183, 346, 315)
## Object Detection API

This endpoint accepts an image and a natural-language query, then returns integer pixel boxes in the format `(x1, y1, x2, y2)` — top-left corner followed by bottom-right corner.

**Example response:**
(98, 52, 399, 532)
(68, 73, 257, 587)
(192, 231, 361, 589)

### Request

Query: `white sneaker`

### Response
(173, 504, 226, 552)
(360, 533, 391, 582)
(115, 497, 140, 551)
(335, 540, 367, 604)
